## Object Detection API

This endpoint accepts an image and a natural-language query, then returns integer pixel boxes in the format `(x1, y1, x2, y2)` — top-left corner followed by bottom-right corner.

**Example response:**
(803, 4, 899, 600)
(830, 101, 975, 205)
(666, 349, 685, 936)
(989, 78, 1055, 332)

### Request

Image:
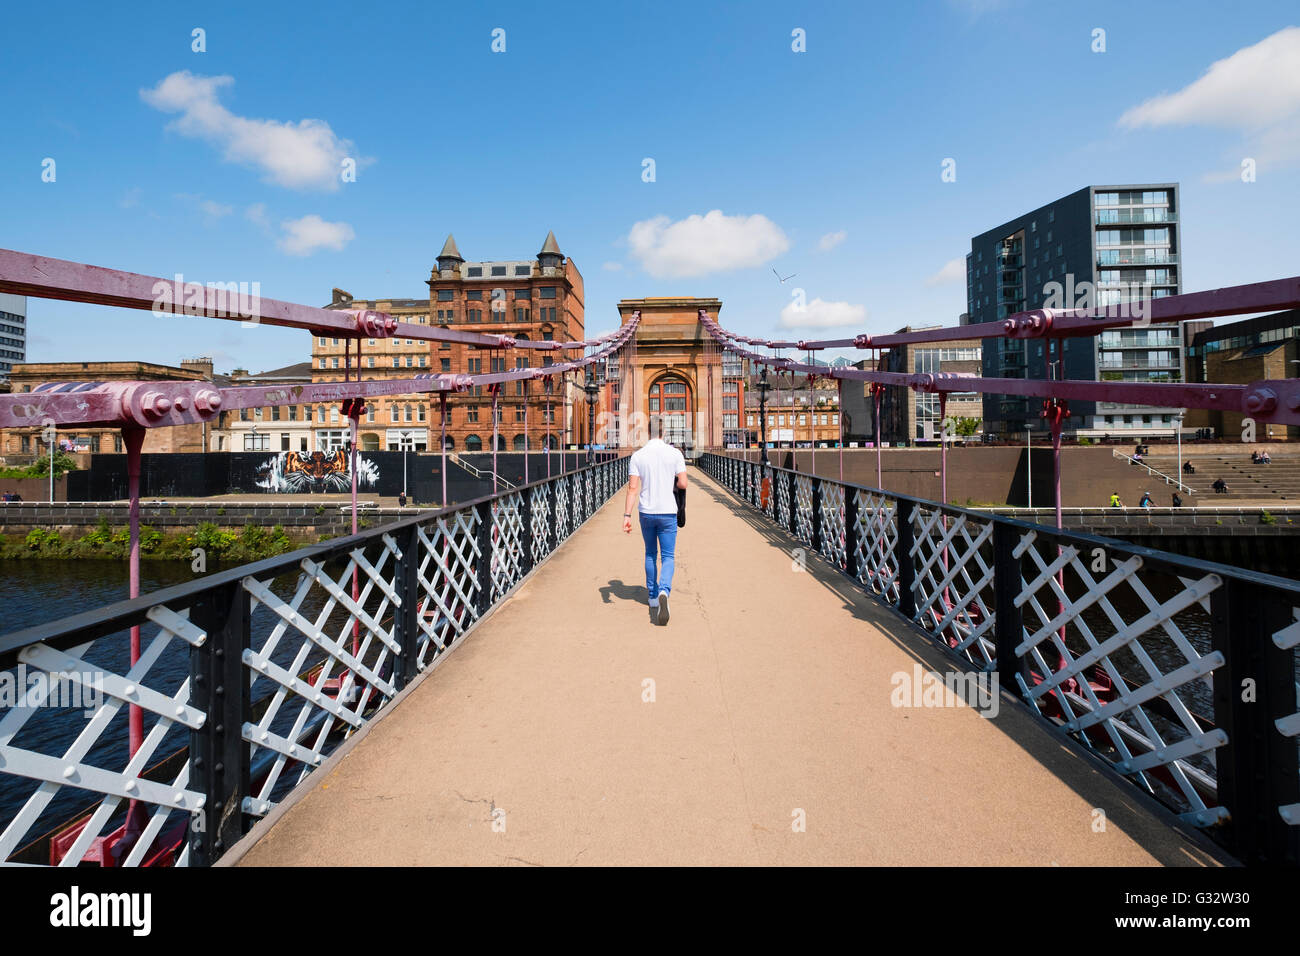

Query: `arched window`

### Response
(442, 436, 455, 450)
(543, 434, 559, 450)
(495, 434, 507, 451)
(512, 434, 527, 450)
(465, 434, 482, 451)
(648, 374, 692, 447)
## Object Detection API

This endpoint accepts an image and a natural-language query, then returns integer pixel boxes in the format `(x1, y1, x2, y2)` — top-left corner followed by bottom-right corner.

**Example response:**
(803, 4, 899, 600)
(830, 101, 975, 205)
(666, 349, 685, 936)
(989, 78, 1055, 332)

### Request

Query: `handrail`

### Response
(700, 451, 1300, 866)
(0, 455, 629, 867)
(451, 453, 517, 489)
(1112, 448, 1195, 494)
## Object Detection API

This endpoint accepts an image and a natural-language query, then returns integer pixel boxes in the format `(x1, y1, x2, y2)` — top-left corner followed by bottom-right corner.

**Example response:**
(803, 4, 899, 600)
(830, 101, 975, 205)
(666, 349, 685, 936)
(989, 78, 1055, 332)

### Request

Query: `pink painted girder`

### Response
(0, 315, 639, 430)
(697, 310, 1300, 426)
(0, 248, 629, 352)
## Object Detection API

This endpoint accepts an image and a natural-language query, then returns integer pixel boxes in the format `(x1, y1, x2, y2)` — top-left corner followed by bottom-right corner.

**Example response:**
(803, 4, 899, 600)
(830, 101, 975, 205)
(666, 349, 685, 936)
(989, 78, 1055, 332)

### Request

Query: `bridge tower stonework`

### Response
(615, 297, 724, 452)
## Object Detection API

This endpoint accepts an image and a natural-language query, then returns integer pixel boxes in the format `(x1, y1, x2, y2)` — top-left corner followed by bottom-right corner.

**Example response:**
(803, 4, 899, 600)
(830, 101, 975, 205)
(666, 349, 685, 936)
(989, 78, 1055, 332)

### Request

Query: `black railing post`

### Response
(188, 580, 250, 866)
(896, 499, 916, 618)
(520, 486, 535, 577)
(391, 523, 421, 692)
(786, 471, 798, 536)
(810, 477, 824, 554)
(992, 520, 1024, 687)
(844, 487, 860, 580)
(547, 477, 559, 550)
(474, 499, 495, 615)
(1210, 580, 1300, 865)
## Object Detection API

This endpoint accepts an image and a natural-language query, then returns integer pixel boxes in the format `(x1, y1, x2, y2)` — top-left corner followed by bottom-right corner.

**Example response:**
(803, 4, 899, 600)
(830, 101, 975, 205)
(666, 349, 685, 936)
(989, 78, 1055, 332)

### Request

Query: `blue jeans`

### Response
(639, 513, 677, 601)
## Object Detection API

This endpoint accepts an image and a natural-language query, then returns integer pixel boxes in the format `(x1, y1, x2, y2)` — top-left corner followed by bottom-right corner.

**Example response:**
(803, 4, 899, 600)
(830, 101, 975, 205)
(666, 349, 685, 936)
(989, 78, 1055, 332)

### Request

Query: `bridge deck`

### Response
(231, 472, 1223, 867)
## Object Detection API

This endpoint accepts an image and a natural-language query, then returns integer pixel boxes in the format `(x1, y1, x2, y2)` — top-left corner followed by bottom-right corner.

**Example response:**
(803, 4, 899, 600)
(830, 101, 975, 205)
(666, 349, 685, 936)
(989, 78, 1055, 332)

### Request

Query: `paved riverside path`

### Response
(234, 471, 1223, 867)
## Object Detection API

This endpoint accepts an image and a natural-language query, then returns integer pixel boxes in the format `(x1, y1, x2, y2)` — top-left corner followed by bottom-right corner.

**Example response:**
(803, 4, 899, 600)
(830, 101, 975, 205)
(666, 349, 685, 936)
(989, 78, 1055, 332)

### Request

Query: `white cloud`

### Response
(174, 192, 233, 222)
(1119, 28, 1300, 130)
(925, 257, 966, 287)
(627, 210, 790, 278)
(817, 230, 847, 252)
(602, 261, 623, 271)
(778, 298, 867, 330)
(141, 71, 368, 191)
(245, 203, 270, 229)
(1119, 28, 1300, 175)
(278, 215, 355, 256)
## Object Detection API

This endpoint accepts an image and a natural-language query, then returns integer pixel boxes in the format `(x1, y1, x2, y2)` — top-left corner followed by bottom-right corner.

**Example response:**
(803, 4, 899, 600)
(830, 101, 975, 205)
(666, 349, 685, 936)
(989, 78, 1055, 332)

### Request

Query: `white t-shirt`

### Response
(628, 439, 686, 515)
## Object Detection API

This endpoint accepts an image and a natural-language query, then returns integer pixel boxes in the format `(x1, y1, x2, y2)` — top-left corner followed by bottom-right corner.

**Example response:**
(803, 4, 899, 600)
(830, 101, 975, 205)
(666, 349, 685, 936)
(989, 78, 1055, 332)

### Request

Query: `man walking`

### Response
(622, 419, 687, 625)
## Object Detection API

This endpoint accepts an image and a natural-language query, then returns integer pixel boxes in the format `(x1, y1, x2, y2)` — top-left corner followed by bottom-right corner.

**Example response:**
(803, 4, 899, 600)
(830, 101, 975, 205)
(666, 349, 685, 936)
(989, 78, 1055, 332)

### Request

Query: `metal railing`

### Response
(702, 451, 1300, 865)
(1112, 449, 1195, 493)
(0, 455, 627, 866)
(450, 454, 517, 489)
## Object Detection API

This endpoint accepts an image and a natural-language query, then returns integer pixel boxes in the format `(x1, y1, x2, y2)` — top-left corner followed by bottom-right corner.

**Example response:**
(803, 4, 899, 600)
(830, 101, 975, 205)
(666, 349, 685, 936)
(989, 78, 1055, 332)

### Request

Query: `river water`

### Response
(0, 556, 385, 859)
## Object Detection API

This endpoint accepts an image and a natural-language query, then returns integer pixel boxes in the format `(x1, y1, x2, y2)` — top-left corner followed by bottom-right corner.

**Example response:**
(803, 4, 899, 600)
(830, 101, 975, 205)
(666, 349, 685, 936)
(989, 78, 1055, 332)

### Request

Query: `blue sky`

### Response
(3, 0, 1299, 372)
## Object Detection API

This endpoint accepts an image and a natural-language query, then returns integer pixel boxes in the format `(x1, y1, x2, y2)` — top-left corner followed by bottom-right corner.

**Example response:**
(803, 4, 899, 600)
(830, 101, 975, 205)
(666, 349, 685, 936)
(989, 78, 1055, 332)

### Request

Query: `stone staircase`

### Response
(1141, 452, 1300, 502)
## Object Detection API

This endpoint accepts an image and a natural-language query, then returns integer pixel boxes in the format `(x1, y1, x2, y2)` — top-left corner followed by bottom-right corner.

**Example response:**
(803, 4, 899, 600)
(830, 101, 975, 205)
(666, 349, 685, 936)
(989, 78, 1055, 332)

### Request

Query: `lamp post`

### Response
(1175, 413, 1184, 491)
(400, 429, 411, 501)
(756, 367, 772, 466)
(581, 369, 600, 465)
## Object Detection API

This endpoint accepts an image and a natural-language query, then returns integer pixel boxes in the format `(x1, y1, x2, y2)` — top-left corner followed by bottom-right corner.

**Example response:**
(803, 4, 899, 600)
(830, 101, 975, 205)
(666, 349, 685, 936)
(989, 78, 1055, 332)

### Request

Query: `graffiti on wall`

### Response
(255, 450, 380, 493)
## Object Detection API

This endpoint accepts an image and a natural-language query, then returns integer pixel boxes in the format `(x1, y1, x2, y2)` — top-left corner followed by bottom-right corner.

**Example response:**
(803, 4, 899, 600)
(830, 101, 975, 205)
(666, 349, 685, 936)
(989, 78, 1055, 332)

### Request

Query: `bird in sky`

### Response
(772, 267, 797, 283)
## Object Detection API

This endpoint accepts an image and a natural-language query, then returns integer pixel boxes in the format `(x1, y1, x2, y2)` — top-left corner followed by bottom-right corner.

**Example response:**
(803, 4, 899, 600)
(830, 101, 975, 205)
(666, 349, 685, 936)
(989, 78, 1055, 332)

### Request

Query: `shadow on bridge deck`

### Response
(227, 471, 1227, 867)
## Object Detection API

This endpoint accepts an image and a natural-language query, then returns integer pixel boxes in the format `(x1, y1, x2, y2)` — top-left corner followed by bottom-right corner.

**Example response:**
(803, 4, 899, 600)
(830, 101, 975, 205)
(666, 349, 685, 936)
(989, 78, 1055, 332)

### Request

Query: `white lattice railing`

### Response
(700, 451, 1300, 864)
(0, 455, 628, 867)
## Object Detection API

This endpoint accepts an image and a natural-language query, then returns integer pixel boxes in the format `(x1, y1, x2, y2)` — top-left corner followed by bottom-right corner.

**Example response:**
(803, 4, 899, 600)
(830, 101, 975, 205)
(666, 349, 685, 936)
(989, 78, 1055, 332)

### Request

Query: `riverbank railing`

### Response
(0, 454, 627, 867)
(703, 451, 1300, 866)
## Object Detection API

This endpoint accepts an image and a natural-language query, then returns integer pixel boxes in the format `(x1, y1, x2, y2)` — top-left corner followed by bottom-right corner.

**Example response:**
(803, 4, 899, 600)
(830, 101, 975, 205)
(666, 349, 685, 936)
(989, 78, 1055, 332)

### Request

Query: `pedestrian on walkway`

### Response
(1109, 491, 1123, 508)
(1139, 491, 1152, 509)
(622, 418, 687, 626)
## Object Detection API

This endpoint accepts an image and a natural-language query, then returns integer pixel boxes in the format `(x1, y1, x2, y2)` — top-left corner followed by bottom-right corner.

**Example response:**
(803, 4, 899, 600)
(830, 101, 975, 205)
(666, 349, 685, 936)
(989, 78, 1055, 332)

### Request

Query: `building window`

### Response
(271, 406, 281, 421)
(437, 289, 454, 301)
(515, 265, 530, 276)
(468, 406, 479, 422)
(244, 432, 269, 451)
(491, 265, 507, 277)
(280, 433, 290, 451)
(441, 358, 451, 372)
(539, 287, 557, 299)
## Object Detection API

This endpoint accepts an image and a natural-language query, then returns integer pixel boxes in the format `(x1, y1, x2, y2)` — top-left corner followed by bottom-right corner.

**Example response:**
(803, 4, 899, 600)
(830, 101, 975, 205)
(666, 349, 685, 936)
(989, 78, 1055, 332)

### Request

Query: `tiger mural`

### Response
(255, 449, 380, 493)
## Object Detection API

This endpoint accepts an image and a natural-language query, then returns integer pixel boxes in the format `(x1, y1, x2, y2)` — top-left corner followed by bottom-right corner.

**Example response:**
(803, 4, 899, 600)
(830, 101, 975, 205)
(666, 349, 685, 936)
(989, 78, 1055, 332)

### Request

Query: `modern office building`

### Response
(966, 184, 1184, 437)
(0, 293, 27, 383)
(1184, 309, 1300, 440)
(324, 232, 585, 453)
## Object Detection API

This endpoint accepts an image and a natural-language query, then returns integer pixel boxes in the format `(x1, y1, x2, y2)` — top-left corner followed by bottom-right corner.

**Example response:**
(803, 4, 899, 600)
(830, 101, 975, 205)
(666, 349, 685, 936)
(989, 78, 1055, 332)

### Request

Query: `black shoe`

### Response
(657, 591, 670, 626)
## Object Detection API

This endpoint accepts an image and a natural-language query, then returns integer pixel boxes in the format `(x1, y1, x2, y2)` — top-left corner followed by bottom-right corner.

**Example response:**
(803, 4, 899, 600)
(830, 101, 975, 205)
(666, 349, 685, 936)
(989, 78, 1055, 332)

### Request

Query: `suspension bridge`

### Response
(0, 249, 1297, 867)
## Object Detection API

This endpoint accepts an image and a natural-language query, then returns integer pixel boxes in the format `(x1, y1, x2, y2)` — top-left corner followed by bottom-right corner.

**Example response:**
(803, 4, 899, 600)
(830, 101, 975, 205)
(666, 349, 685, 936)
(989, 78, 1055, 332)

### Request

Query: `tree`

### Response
(943, 416, 981, 440)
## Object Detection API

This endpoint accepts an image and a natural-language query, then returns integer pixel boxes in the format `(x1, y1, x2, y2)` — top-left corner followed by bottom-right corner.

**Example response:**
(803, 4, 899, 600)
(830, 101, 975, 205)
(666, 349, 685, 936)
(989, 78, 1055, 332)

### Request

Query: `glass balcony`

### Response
(1096, 251, 1179, 266)
(1094, 209, 1177, 225)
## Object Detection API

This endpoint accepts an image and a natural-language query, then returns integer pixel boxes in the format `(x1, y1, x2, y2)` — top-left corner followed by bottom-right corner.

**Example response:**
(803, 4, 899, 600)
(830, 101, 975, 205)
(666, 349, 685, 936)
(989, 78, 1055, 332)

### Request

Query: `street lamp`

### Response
(756, 367, 772, 466)
(400, 429, 412, 502)
(581, 369, 600, 465)
(1175, 413, 1184, 491)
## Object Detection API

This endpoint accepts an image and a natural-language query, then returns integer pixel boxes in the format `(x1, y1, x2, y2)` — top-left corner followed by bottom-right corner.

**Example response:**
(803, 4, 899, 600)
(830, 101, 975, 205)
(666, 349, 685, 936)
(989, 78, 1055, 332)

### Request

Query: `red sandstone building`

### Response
(320, 232, 585, 452)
